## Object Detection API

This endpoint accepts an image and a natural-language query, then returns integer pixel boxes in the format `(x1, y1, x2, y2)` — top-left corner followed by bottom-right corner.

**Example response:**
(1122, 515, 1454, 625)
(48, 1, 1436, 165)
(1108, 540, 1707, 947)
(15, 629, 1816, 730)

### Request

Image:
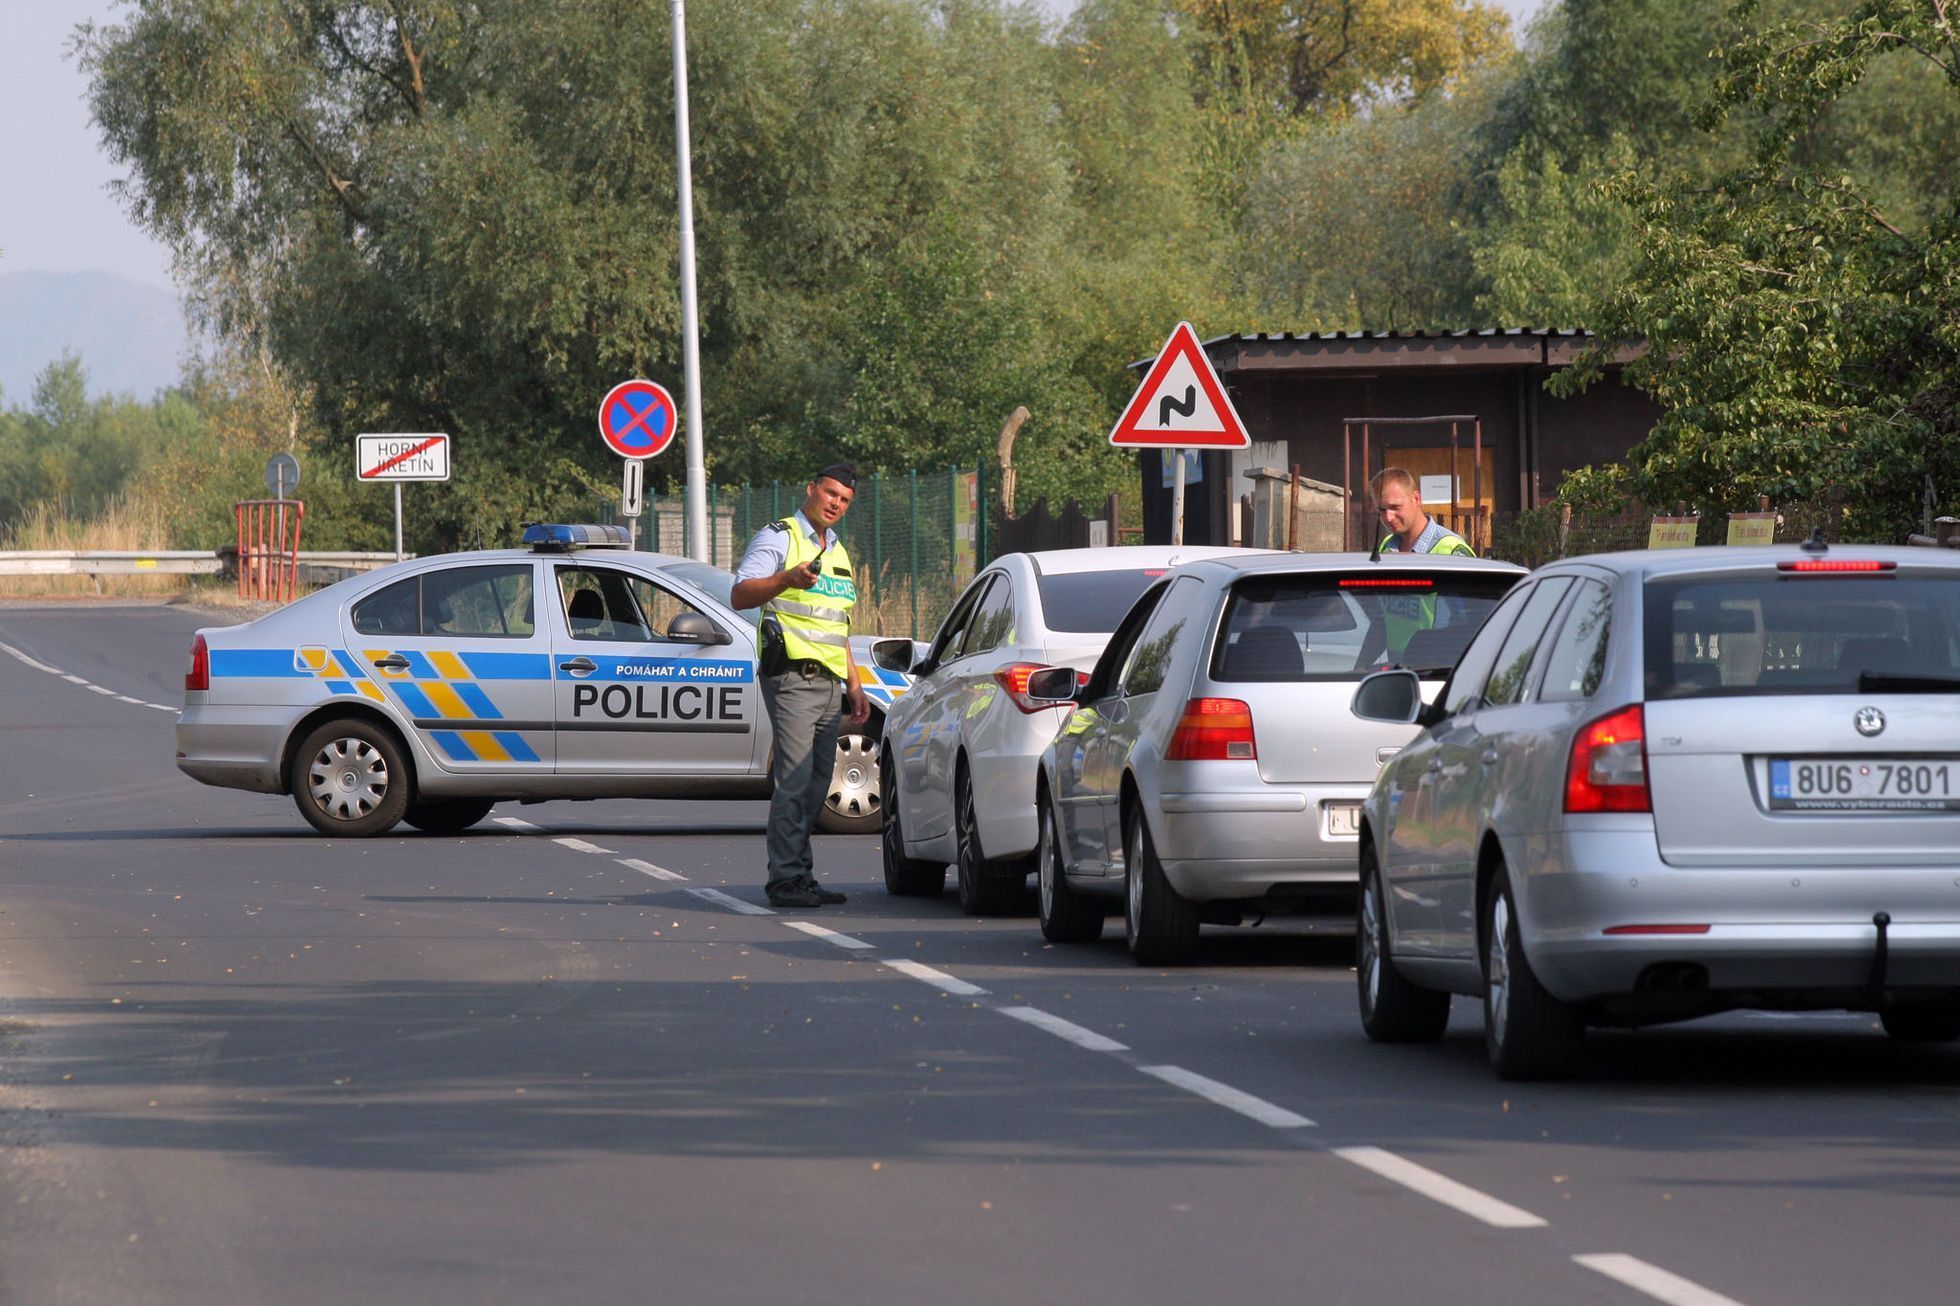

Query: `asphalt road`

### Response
(1, 599, 1957, 1304)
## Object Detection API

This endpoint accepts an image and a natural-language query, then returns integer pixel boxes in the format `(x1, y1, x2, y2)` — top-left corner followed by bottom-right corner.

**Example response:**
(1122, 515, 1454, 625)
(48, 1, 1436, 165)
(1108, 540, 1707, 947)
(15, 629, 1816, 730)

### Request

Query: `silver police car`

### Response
(175, 524, 914, 836)
(1350, 542, 1960, 1079)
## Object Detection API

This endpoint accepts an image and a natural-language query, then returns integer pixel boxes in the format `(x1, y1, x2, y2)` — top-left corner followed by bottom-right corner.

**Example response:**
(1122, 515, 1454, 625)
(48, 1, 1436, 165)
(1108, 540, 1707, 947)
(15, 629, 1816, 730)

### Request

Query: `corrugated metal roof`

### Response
(1129, 327, 1599, 369)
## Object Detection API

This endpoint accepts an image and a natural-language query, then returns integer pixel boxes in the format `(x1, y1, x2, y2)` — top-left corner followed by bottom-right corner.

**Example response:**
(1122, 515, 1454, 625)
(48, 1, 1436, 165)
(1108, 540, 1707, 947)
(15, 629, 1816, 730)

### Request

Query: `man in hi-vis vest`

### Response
(732, 464, 871, 909)
(1371, 466, 1476, 660)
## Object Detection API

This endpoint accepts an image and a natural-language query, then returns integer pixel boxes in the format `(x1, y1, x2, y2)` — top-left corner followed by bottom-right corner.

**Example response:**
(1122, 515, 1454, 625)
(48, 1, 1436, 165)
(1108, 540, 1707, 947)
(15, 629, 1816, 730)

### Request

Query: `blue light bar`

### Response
(522, 523, 634, 552)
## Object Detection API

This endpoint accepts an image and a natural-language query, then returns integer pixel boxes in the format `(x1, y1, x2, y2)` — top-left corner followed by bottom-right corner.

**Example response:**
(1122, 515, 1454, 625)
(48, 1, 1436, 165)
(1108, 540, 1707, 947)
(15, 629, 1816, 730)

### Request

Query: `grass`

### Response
(0, 497, 192, 599)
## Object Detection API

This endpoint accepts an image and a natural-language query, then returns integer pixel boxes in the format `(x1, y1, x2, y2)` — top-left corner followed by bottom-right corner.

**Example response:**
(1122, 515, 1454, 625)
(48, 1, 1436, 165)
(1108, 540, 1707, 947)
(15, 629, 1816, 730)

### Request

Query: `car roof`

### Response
(1536, 545, 1960, 580)
(1165, 550, 1528, 581)
(1010, 545, 1275, 577)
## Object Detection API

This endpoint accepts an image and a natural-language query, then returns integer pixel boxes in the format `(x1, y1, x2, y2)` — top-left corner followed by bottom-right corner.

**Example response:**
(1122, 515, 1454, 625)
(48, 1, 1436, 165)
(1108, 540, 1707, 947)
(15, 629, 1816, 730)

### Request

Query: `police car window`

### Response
(420, 565, 536, 638)
(352, 577, 421, 636)
(557, 567, 654, 642)
(960, 574, 1016, 659)
(1122, 576, 1201, 697)
(626, 577, 710, 642)
(654, 560, 761, 628)
(1440, 581, 1534, 717)
(1540, 579, 1613, 702)
(1483, 577, 1575, 707)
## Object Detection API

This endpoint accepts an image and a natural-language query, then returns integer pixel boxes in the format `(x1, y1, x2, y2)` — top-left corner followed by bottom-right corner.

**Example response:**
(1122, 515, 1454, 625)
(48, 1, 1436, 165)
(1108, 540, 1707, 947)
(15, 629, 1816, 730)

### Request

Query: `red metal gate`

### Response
(235, 498, 305, 602)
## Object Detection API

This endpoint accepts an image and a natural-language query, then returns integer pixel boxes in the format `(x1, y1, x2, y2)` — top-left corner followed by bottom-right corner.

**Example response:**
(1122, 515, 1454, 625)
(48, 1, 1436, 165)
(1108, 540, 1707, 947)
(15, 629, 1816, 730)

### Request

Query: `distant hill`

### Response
(0, 270, 190, 406)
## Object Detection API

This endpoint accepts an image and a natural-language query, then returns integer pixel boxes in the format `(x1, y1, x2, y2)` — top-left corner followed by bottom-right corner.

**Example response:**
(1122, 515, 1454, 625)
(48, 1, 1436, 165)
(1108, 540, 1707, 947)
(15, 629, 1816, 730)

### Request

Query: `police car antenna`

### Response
(1800, 526, 1829, 554)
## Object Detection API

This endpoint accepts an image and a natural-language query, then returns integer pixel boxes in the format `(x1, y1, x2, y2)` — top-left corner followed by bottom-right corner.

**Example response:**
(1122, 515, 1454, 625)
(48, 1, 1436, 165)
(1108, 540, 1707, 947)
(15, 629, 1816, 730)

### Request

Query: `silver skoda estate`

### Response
(1027, 551, 1524, 964)
(1350, 541, 1960, 1080)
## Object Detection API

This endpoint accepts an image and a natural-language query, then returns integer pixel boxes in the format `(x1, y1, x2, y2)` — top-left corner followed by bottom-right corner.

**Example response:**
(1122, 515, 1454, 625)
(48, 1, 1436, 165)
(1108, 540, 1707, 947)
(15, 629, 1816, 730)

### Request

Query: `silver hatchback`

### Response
(1350, 543, 1960, 1079)
(1028, 552, 1525, 964)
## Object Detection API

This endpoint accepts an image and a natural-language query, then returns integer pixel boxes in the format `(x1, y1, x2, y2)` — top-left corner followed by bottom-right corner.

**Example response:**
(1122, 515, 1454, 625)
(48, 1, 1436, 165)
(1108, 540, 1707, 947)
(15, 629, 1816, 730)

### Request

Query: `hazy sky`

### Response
(1, 0, 1547, 293)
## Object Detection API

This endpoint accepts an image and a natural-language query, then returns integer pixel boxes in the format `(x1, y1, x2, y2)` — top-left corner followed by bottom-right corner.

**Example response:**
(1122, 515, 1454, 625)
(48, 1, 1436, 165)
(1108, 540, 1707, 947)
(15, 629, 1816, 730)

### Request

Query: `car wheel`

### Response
(1037, 789, 1103, 944)
(1357, 843, 1449, 1042)
(402, 798, 496, 835)
(291, 718, 410, 837)
(1124, 805, 1199, 965)
(817, 723, 882, 835)
(881, 759, 946, 898)
(1881, 998, 1960, 1042)
(954, 766, 1023, 916)
(1483, 863, 1583, 1080)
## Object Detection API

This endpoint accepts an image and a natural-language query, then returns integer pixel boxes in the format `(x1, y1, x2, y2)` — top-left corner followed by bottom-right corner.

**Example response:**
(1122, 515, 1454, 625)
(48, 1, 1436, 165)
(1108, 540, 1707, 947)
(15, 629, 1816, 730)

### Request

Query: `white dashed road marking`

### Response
(880, 959, 986, 996)
(1333, 1146, 1547, 1228)
(1139, 1064, 1315, 1129)
(995, 1006, 1129, 1052)
(552, 836, 614, 855)
(493, 816, 540, 831)
(783, 921, 874, 950)
(686, 886, 775, 917)
(616, 857, 686, 882)
(1572, 1254, 1746, 1306)
(0, 638, 63, 675)
(0, 635, 177, 710)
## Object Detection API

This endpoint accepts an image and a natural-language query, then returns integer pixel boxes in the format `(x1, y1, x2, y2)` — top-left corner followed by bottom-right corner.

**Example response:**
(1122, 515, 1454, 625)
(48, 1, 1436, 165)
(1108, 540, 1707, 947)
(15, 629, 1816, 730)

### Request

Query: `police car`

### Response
(175, 524, 916, 837)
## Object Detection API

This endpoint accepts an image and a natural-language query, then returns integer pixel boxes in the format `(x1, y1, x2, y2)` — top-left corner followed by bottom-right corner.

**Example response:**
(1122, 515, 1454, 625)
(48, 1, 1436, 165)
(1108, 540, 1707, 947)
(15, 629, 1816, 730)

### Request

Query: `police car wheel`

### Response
(816, 727, 882, 835)
(292, 718, 411, 837)
(402, 798, 496, 835)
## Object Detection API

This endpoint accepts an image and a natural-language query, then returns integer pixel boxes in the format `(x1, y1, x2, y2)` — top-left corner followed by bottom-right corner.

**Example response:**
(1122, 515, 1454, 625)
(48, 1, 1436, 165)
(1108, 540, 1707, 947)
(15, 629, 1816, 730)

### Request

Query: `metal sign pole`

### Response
(394, 483, 404, 562)
(1171, 449, 1187, 546)
(672, 0, 708, 563)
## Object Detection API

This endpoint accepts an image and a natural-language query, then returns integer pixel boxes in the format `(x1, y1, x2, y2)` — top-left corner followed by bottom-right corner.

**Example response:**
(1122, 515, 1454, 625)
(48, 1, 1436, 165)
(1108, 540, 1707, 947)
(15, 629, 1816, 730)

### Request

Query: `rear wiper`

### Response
(1857, 671, 1960, 693)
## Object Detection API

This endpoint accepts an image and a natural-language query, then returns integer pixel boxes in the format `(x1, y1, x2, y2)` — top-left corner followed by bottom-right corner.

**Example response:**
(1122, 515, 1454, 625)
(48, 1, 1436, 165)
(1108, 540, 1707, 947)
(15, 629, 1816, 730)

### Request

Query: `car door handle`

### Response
(370, 655, 410, 671)
(1481, 749, 1500, 766)
(558, 657, 597, 675)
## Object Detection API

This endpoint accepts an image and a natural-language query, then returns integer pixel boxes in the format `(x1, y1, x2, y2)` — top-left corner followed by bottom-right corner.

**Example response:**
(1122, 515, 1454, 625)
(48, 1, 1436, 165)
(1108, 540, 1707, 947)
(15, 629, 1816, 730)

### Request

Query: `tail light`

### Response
(1165, 698, 1256, 761)
(994, 663, 1064, 714)
(1565, 704, 1649, 813)
(185, 634, 210, 692)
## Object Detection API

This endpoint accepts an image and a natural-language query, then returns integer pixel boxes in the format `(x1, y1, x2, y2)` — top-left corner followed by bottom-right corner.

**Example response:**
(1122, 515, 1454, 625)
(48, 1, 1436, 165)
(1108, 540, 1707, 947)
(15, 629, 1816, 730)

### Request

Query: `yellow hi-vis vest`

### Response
(764, 517, 856, 679)
(1377, 528, 1476, 655)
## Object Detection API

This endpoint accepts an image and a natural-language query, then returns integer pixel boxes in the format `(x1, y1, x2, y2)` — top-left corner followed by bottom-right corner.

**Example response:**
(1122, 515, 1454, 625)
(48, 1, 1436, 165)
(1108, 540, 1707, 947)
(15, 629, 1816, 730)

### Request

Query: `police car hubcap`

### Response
(827, 734, 879, 819)
(308, 739, 388, 820)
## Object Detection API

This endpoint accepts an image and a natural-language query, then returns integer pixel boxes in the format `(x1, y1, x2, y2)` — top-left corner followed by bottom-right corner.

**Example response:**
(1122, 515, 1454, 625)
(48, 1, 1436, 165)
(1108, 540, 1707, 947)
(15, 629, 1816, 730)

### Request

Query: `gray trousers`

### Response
(761, 665, 842, 888)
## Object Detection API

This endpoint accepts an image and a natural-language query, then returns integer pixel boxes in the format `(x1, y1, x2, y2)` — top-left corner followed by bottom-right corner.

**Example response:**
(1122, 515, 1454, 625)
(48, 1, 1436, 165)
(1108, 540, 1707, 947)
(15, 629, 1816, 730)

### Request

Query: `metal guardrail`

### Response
(0, 550, 402, 578)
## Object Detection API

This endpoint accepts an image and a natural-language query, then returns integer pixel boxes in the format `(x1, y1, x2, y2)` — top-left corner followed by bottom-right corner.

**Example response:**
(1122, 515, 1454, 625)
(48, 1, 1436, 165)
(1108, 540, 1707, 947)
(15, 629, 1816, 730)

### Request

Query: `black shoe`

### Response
(766, 884, 824, 909)
(809, 882, 847, 905)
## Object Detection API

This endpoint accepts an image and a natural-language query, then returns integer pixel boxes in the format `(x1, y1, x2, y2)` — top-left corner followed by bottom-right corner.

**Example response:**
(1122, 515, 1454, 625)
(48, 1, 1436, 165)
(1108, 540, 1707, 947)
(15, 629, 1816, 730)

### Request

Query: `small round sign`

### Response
(598, 379, 679, 460)
(265, 452, 301, 495)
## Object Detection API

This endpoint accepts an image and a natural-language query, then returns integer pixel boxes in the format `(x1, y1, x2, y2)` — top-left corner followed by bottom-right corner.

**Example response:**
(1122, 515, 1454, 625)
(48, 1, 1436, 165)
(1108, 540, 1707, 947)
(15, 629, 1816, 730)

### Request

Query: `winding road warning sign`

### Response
(1108, 322, 1249, 449)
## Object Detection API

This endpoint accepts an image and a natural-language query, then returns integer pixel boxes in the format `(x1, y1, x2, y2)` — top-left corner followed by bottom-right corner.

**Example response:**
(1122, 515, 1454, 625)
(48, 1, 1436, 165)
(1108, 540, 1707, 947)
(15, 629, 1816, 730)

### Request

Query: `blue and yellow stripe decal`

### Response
(855, 662, 912, 710)
(360, 646, 550, 763)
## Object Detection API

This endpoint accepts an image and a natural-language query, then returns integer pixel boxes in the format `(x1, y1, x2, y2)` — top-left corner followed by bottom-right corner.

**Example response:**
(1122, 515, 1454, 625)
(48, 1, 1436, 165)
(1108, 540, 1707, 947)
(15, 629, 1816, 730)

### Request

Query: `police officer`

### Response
(1373, 466, 1476, 557)
(731, 464, 871, 909)
(1371, 467, 1475, 662)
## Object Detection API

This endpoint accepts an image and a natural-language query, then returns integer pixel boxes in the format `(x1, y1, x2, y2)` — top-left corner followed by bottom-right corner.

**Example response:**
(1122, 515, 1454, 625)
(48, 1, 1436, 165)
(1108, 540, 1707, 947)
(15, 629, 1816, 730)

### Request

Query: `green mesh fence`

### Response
(585, 467, 986, 642)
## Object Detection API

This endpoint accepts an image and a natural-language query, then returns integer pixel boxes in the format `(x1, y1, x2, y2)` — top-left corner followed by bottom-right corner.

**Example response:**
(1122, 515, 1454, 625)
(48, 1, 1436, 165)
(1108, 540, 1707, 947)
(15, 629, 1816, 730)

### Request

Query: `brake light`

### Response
(1165, 698, 1256, 761)
(1565, 704, 1649, 813)
(185, 634, 210, 692)
(1339, 577, 1435, 590)
(1777, 559, 1894, 573)
(994, 663, 1063, 714)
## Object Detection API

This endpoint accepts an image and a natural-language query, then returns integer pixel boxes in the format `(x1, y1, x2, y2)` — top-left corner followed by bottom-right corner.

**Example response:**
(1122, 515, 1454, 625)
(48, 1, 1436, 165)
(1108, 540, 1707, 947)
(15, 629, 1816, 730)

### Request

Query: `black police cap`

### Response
(814, 462, 858, 490)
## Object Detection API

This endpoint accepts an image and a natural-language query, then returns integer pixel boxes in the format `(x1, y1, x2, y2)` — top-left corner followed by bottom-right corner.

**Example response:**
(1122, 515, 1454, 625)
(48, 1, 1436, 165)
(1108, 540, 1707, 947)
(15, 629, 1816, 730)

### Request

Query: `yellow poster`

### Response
(1726, 512, 1775, 546)
(953, 472, 978, 588)
(1647, 516, 1699, 549)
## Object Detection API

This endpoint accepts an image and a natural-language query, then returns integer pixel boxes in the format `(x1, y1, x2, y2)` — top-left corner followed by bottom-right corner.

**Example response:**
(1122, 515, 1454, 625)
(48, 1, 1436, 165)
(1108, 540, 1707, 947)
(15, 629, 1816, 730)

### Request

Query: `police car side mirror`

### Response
(1351, 669, 1423, 725)
(665, 612, 732, 647)
(870, 638, 915, 675)
(1024, 666, 1081, 704)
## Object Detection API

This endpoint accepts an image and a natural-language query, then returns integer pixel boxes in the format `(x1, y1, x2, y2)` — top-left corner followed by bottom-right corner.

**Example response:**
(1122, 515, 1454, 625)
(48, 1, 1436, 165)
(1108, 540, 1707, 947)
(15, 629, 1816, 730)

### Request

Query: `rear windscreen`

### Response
(1210, 572, 1519, 682)
(1645, 574, 1960, 698)
(1035, 569, 1172, 634)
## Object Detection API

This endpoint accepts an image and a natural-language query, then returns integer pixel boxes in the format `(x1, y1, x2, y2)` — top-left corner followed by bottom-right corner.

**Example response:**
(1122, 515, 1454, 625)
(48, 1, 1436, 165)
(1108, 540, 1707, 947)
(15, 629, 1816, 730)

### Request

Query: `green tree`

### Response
(1555, 0, 1960, 536)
